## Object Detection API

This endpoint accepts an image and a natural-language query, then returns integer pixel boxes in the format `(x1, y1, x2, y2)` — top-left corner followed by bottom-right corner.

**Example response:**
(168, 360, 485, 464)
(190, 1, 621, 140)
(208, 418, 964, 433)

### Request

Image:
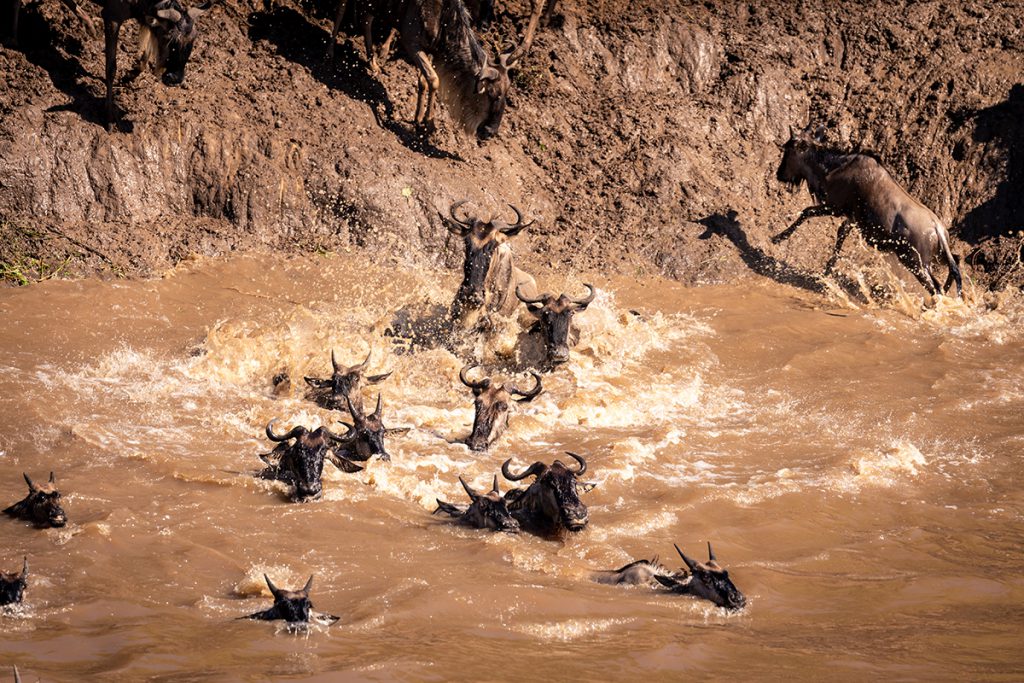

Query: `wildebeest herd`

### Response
(3, 0, 965, 645)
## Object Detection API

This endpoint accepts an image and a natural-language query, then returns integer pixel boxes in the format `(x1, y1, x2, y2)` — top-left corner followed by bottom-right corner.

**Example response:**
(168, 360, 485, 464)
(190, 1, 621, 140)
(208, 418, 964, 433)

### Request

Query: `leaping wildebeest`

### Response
(501, 452, 593, 535)
(240, 574, 339, 625)
(0, 557, 28, 606)
(772, 125, 962, 297)
(516, 284, 596, 366)
(260, 419, 364, 502)
(442, 199, 538, 329)
(592, 543, 746, 610)
(433, 474, 520, 532)
(4, 472, 67, 528)
(303, 349, 392, 415)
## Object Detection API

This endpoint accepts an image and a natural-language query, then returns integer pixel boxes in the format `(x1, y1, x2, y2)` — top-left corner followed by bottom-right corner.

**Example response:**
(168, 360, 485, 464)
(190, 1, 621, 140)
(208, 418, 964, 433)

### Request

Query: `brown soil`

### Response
(1, 0, 1022, 292)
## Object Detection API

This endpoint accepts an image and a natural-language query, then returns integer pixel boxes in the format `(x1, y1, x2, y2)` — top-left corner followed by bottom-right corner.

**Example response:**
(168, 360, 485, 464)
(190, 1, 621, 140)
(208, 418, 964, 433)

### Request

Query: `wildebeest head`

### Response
(472, 50, 518, 140)
(654, 543, 746, 610)
(334, 394, 390, 462)
(434, 475, 520, 533)
(3, 473, 67, 528)
(242, 574, 339, 625)
(0, 557, 28, 606)
(445, 200, 533, 313)
(517, 284, 596, 365)
(139, 0, 215, 86)
(304, 349, 392, 414)
(776, 124, 826, 186)
(502, 452, 590, 532)
(460, 364, 542, 451)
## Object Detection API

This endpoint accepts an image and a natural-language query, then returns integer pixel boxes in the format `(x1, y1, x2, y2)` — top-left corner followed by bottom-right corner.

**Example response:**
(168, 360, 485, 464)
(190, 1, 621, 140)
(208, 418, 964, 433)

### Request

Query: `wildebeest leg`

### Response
(823, 220, 853, 275)
(412, 50, 439, 130)
(363, 14, 377, 72)
(104, 18, 122, 132)
(898, 246, 938, 296)
(328, 0, 347, 60)
(771, 204, 836, 244)
(376, 28, 397, 70)
(937, 228, 963, 297)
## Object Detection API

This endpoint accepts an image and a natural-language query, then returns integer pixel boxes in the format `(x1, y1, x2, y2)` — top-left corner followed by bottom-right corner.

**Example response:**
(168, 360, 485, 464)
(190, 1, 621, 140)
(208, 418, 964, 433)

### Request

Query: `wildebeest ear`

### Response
(326, 451, 364, 473)
(366, 371, 392, 384)
(579, 481, 597, 493)
(304, 376, 331, 389)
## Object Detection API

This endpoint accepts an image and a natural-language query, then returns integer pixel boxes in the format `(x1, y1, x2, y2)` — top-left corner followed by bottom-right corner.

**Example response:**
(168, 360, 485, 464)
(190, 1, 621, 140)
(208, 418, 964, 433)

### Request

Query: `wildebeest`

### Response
(772, 126, 962, 297)
(459, 364, 542, 451)
(260, 419, 364, 502)
(433, 474, 520, 532)
(4, 473, 67, 528)
(303, 349, 392, 414)
(13, 0, 215, 129)
(515, 284, 595, 366)
(652, 543, 746, 610)
(369, 0, 524, 138)
(332, 394, 391, 462)
(501, 452, 592, 535)
(592, 543, 745, 610)
(443, 200, 538, 328)
(0, 557, 28, 606)
(241, 574, 339, 625)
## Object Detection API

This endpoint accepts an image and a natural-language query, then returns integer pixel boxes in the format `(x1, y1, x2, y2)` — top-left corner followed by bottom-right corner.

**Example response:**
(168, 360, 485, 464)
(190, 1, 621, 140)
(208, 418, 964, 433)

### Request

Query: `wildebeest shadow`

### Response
(699, 210, 864, 299)
(9, 4, 122, 130)
(955, 84, 1024, 243)
(248, 4, 461, 160)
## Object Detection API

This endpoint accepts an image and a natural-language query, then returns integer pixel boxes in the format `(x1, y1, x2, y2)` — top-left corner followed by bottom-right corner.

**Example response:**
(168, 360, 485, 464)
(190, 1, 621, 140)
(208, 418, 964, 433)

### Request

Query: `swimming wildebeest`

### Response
(459, 364, 542, 451)
(772, 126, 962, 297)
(433, 474, 520, 532)
(241, 574, 339, 625)
(4, 472, 67, 528)
(332, 394, 392, 462)
(443, 199, 538, 329)
(501, 452, 592, 535)
(303, 349, 392, 414)
(260, 419, 364, 502)
(515, 284, 596, 366)
(365, 0, 524, 138)
(653, 543, 746, 610)
(0, 557, 28, 606)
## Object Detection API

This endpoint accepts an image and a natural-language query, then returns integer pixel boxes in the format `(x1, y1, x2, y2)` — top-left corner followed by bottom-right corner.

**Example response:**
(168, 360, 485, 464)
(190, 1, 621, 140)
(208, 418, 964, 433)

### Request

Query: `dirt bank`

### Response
(1, 0, 1021, 293)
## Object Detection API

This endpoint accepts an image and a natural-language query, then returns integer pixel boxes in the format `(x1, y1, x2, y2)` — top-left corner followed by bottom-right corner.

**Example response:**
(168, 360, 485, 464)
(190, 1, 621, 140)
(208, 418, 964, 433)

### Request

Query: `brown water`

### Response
(1, 253, 1022, 681)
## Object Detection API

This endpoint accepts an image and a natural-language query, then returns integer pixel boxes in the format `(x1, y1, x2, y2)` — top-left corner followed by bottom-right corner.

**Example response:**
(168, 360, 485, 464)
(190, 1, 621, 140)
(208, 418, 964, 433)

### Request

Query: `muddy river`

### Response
(1, 253, 1022, 680)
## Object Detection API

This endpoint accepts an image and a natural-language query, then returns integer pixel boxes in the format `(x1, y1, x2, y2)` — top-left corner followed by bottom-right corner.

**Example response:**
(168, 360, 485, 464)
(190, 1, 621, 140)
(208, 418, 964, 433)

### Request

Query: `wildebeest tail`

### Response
(936, 224, 963, 297)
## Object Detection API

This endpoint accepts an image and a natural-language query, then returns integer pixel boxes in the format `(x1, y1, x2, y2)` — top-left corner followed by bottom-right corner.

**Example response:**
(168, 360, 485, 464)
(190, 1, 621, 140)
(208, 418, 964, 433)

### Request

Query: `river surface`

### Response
(1, 253, 1022, 681)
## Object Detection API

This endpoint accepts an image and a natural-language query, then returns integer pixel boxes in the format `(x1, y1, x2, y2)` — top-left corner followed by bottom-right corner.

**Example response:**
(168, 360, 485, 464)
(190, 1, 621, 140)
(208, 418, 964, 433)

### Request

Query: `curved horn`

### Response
(23, 473, 37, 492)
(355, 350, 372, 371)
(266, 419, 304, 442)
(448, 200, 474, 229)
(21, 556, 28, 578)
(508, 371, 542, 402)
(515, 285, 548, 306)
(264, 574, 283, 599)
(371, 393, 382, 419)
(565, 451, 587, 476)
(459, 364, 490, 391)
(707, 541, 717, 563)
(674, 543, 699, 572)
(302, 575, 314, 594)
(345, 394, 363, 420)
(331, 349, 342, 373)
(501, 458, 546, 482)
(459, 475, 480, 501)
(500, 204, 535, 235)
(321, 424, 354, 442)
(570, 284, 596, 308)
